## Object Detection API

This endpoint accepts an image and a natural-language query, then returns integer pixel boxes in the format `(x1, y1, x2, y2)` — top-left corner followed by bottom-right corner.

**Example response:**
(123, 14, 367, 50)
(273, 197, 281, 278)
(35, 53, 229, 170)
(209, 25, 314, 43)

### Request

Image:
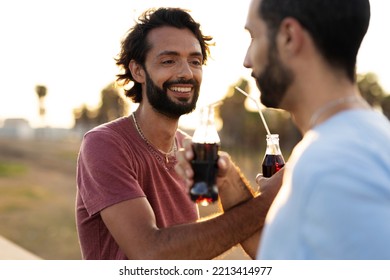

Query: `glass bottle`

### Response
(190, 105, 220, 206)
(262, 134, 285, 177)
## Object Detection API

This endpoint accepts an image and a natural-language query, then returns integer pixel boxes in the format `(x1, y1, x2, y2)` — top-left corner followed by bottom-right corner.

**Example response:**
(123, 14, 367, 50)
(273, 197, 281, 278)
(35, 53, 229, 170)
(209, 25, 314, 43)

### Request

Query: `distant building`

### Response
(35, 126, 79, 140)
(0, 118, 34, 139)
(0, 118, 81, 141)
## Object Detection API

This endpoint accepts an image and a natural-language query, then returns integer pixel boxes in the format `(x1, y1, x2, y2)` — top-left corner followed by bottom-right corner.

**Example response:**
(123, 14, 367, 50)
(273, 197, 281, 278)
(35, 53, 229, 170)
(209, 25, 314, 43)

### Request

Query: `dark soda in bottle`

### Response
(190, 105, 221, 206)
(262, 134, 285, 177)
(190, 142, 219, 205)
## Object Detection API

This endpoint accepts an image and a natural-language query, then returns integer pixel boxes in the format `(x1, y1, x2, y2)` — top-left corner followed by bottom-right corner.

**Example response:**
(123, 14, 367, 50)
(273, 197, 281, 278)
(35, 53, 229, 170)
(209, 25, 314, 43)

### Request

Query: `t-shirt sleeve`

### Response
(77, 129, 145, 216)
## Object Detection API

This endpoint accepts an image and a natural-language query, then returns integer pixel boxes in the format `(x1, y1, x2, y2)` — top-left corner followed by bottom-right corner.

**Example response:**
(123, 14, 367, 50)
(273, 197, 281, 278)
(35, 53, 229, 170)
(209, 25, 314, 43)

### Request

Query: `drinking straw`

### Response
(206, 100, 223, 108)
(235, 87, 271, 136)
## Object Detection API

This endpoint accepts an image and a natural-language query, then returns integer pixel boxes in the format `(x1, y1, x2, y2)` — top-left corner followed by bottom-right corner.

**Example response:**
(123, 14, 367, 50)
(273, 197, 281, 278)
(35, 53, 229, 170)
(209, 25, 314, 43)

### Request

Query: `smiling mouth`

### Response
(169, 86, 193, 94)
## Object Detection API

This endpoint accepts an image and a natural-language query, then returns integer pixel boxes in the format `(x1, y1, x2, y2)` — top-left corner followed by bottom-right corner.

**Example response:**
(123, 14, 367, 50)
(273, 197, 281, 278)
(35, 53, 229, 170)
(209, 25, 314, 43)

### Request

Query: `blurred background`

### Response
(0, 0, 389, 259)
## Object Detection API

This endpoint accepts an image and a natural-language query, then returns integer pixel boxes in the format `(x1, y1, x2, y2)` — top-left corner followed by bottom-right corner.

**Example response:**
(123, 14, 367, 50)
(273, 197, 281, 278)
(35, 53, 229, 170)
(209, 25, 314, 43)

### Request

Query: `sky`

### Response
(0, 0, 389, 129)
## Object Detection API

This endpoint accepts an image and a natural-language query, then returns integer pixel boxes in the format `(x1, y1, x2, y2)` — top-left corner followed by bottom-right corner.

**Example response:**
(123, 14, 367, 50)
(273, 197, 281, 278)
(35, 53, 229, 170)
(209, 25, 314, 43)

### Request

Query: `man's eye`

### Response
(162, 60, 175, 64)
(190, 60, 202, 66)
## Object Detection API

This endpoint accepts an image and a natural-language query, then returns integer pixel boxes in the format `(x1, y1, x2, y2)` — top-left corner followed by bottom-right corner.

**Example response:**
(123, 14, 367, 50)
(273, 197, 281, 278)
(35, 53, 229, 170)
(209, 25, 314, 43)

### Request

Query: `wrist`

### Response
(218, 162, 254, 211)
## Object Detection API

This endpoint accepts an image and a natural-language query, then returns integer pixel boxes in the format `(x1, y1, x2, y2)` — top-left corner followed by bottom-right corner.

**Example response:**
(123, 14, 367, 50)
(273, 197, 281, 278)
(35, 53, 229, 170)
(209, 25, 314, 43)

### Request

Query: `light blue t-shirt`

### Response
(257, 109, 390, 259)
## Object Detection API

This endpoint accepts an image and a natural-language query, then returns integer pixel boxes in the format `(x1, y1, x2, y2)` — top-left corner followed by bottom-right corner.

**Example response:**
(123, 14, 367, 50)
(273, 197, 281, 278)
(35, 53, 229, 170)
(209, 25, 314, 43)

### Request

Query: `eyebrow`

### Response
(157, 50, 203, 58)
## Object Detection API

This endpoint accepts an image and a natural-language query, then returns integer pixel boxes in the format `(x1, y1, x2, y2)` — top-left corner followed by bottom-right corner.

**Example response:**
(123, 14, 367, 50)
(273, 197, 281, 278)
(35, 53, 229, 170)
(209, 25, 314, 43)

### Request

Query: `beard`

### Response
(144, 70, 200, 119)
(253, 44, 294, 109)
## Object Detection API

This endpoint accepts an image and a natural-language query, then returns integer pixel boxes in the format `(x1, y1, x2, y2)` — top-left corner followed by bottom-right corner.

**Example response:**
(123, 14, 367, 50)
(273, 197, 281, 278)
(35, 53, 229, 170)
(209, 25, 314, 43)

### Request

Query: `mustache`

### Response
(163, 78, 198, 88)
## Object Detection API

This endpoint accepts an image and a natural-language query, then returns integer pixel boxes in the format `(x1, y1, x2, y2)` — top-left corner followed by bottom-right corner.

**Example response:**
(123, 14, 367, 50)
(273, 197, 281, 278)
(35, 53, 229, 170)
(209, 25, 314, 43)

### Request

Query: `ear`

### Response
(277, 17, 305, 57)
(129, 60, 146, 83)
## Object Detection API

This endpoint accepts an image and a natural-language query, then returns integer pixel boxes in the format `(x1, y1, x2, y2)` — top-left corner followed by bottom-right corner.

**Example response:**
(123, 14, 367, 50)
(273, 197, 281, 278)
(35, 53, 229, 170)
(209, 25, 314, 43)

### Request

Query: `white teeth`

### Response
(170, 87, 192, 93)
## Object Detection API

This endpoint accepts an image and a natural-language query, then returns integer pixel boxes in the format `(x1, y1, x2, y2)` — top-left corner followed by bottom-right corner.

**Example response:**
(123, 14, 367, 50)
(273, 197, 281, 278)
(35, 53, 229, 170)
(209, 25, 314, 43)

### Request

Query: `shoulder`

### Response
(80, 117, 135, 156)
(85, 117, 131, 138)
(293, 109, 390, 199)
(84, 116, 134, 141)
(299, 110, 389, 162)
(292, 110, 390, 192)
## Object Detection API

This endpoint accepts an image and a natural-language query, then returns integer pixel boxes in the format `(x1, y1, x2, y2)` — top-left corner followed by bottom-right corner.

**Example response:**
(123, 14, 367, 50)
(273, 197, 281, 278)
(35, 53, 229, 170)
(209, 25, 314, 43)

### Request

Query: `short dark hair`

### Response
(115, 7, 213, 103)
(259, 0, 370, 82)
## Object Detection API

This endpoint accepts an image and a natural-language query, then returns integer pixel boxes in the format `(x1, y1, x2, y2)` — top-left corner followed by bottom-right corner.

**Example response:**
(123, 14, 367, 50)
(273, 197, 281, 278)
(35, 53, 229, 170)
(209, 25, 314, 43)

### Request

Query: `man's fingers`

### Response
(182, 138, 194, 160)
(217, 152, 231, 177)
(175, 147, 194, 188)
(255, 167, 285, 193)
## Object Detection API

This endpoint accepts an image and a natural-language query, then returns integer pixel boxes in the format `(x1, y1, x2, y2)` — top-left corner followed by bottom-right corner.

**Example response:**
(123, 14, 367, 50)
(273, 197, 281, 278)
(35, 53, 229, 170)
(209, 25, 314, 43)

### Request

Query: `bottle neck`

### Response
(192, 107, 220, 144)
(265, 135, 281, 155)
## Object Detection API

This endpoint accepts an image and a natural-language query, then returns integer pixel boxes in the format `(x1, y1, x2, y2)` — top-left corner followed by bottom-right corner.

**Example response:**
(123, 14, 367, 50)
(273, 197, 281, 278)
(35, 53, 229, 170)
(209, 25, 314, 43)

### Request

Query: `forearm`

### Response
(101, 174, 265, 260)
(217, 161, 262, 259)
(240, 231, 262, 259)
(113, 173, 281, 260)
(124, 196, 268, 260)
(103, 194, 261, 260)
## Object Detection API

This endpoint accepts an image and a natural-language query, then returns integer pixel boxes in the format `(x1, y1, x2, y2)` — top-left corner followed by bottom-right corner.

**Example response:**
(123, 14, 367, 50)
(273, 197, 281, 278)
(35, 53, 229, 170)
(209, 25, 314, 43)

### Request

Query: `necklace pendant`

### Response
(131, 113, 176, 167)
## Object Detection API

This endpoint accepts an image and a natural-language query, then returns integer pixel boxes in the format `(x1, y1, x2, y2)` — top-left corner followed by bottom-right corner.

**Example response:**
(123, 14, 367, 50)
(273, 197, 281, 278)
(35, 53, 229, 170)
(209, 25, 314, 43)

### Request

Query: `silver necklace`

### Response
(131, 113, 177, 164)
(309, 95, 360, 129)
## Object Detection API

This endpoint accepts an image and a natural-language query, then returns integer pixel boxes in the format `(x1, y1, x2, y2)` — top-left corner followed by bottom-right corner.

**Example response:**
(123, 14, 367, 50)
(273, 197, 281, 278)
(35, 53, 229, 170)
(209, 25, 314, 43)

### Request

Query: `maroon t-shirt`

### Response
(76, 116, 198, 259)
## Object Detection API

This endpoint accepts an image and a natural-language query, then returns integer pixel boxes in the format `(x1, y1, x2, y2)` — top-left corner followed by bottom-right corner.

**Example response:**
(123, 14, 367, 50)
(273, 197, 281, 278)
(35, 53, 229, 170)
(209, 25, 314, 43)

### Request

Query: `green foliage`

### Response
(0, 162, 27, 177)
(381, 95, 390, 120)
(357, 72, 390, 120)
(357, 72, 386, 108)
(0, 185, 49, 213)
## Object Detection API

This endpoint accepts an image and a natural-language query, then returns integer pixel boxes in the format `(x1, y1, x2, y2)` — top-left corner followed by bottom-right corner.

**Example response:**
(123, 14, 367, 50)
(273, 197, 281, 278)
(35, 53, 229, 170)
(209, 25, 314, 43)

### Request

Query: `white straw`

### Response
(235, 87, 271, 136)
(206, 100, 223, 108)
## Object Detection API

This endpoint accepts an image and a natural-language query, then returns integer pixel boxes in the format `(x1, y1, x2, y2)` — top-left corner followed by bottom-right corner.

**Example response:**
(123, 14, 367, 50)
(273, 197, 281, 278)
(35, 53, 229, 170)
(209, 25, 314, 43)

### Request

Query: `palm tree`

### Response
(35, 85, 47, 125)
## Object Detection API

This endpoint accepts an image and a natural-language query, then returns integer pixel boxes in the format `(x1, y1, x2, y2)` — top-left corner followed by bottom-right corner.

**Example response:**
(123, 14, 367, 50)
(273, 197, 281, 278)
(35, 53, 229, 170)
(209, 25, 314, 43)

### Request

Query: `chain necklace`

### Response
(309, 95, 361, 129)
(131, 113, 177, 164)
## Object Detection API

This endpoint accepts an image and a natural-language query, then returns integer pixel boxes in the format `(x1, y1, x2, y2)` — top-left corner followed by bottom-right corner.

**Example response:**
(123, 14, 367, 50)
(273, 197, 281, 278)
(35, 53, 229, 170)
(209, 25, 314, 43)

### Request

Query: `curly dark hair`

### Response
(115, 7, 213, 103)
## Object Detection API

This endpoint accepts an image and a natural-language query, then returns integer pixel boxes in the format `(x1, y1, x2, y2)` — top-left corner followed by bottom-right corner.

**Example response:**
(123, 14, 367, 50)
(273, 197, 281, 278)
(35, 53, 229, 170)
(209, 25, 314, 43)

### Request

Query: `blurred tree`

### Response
(357, 72, 390, 120)
(73, 104, 95, 133)
(357, 72, 386, 108)
(219, 78, 301, 160)
(381, 95, 390, 120)
(35, 85, 47, 124)
(95, 83, 129, 124)
(219, 79, 260, 149)
(73, 82, 130, 133)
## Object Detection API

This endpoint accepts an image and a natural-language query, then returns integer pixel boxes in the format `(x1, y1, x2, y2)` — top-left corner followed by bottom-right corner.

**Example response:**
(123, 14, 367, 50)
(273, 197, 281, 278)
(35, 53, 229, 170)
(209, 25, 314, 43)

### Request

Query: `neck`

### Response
(133, 105, 179, 153)
(281, 51, 370, 134)
(308, 95, 361, 128)
(289, 84, 370, 134)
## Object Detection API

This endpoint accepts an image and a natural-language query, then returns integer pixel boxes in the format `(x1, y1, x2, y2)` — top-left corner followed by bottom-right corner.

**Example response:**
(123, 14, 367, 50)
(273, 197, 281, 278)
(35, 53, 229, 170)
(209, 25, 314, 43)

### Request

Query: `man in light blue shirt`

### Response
(259, 110, 390, 259)
(243, 0, 390, 259)
(176, 0, 390, 259)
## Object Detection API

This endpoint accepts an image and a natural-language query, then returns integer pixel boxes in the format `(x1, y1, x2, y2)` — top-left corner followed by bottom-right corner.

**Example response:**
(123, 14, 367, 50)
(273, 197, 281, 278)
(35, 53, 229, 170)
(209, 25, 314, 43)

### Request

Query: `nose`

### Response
(243, 49, 252, 69)
(177, 60, 194, 79)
